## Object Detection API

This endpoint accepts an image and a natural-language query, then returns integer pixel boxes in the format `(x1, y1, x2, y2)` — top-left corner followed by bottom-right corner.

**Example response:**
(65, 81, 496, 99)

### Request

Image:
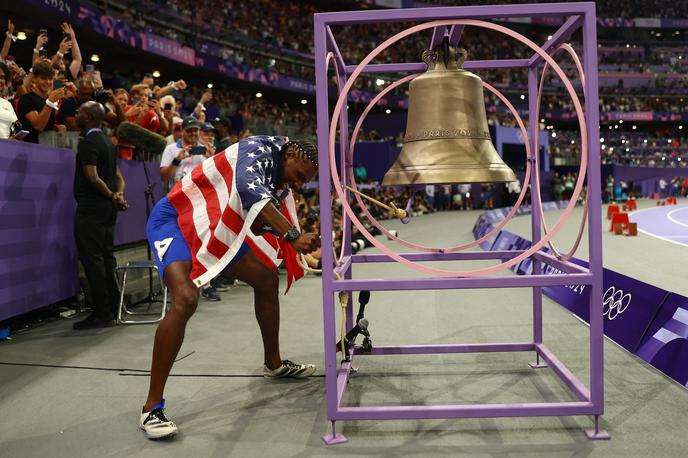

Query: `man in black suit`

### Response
(73, 101, 129, 329)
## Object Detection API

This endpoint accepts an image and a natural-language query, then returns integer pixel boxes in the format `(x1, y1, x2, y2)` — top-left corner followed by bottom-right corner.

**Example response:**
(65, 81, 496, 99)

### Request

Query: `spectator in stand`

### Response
(159, 95, 176, 137)
(113, 88, 128, 109)
(49, 23, 82, 83)
(193, 89, 213, 122)
(212, 116, 234, 152)
(59, 79, 125, 131)
(165, 116, 183, 145)
(118, 84, 168, 159)
(1, 20, 15, 63)
(160, 116, 210, 185)
(17, 60, 74, 144)
(199, 122, 217, 149)
(0, 62, 18, 139)
(354, 163, 368, 182)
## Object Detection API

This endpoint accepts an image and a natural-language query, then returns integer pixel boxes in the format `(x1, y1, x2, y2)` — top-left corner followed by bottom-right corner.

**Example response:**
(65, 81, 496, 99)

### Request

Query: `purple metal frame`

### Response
(314, 2, 607, 445)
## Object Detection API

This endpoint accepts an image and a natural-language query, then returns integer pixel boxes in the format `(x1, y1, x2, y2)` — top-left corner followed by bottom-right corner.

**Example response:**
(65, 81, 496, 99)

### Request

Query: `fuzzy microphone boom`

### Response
(116, 121, 168, 156)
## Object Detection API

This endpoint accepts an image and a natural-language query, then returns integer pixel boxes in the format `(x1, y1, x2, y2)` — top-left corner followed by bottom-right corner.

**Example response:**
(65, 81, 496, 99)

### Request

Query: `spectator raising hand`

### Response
(1, 20, 15, 62)
(61, 23, 82, 80)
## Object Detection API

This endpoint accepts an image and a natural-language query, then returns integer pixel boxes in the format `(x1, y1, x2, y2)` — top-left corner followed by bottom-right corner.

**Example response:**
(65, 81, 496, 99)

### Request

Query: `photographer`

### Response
(160, 116, 209, 185)
(59, 79, 125, 132)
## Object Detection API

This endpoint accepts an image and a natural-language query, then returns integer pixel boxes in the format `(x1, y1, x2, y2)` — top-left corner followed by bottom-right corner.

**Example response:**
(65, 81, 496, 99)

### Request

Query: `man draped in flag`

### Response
(140, 136, 320, 439)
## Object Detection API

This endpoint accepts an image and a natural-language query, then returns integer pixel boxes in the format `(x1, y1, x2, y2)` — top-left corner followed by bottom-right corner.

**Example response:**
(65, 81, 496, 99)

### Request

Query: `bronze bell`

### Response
(382, 46, 517, 185)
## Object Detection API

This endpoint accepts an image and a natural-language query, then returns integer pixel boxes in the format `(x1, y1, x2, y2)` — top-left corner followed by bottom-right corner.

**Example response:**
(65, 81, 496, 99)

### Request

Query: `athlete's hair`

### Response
(282, 140, 318, 167)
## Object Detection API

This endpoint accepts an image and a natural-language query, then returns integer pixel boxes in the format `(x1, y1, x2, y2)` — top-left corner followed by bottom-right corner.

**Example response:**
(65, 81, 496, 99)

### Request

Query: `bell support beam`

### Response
(325, 26, 347, 71)
(345, 58, 529, 74)
(430, 26, 448, 49)
(448, 25, 465, 46)
(317, 4, 591, 26)
(528, 15, 584, 67)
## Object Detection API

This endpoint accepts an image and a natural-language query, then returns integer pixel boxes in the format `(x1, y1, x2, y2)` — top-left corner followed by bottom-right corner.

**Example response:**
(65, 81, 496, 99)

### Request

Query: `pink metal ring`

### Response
(329, 19, 589, 277)
(326, 52, 349, 267)
(534, 43, 588, 260)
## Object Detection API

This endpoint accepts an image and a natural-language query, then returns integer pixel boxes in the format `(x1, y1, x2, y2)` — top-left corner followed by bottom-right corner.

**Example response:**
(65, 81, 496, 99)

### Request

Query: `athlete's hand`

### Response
(290, 232, 320, 254)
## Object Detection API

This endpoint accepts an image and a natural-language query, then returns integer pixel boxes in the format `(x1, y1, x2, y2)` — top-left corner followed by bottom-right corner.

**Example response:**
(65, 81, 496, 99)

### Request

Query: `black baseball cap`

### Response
(211, 116, 232, 129)
(181, 116, 201, 131)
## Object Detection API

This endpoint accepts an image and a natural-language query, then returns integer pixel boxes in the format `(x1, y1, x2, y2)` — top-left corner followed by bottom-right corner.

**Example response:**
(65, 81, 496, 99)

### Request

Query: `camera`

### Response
(10, 120, 22, 136)
(306, 206, 319, 226)
(189, 145, 207, 155)
(93, 88, 110, 104)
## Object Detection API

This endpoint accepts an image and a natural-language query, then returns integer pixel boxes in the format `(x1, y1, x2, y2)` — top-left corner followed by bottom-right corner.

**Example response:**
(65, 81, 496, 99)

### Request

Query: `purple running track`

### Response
(630, 204, 688, 246)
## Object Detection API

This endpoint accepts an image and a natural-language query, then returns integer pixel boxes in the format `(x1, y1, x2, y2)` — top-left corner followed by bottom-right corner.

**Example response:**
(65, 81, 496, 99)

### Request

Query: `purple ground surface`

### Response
(630, 204, 688, 246)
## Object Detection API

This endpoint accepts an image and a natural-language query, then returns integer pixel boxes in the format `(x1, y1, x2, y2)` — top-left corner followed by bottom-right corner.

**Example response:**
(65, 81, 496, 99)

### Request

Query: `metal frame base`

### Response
(585, 416, 611, 440)
(585, 429, 611, 440)
(529, 353, 549, 369)
(322, 422, 348, 445)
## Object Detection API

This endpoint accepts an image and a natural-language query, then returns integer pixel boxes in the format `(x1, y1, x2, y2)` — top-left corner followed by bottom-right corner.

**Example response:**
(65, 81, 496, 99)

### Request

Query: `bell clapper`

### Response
(344, 185, 408, 220)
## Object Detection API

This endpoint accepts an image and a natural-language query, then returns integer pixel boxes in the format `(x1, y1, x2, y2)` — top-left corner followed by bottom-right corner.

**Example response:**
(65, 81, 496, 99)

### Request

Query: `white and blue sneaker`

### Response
(139, 399, 178, 439)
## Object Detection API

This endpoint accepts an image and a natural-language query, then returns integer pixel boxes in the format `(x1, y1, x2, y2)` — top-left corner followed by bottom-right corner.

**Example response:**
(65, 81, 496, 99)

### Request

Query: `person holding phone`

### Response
(118, 84, 165, 159)
(17, 60, 73, 143)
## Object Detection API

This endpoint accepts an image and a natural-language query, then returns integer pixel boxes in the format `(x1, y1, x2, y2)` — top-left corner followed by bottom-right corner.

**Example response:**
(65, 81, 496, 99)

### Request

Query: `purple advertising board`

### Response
(636, 293, 688, 387)
(473, 206, 688, 388)
(143, 34, 196, 66)
(25, 0, 77, 20)
(0, 140, 79, 321)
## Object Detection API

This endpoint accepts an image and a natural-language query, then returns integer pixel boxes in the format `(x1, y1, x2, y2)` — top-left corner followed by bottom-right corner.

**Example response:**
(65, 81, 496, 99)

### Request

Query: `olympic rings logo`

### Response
(602, 286, 632, 321)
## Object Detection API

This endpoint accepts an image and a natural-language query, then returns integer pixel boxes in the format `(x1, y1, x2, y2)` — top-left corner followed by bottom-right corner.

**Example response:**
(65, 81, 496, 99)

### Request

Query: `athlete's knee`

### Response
(171, 285, 199, 320)
(252, 269, 279, 294)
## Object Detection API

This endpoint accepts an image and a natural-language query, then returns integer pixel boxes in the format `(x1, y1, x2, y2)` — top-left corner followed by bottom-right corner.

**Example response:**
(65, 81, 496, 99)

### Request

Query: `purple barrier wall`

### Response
(0, 140, 80, 321)
(114, 160, 163, 246)
(0, 141, 161, 321)
(473, 205, 688, 388)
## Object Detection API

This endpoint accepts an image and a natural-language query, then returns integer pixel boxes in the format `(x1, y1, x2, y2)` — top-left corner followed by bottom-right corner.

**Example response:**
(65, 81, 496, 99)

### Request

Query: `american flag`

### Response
(167, 135, 304, 291)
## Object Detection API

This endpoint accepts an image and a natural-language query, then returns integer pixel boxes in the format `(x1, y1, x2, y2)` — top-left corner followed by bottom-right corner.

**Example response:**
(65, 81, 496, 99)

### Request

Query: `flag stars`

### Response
(246, 165, 255, 173)
(260, 192, 271, 199)
(258, 146, 267, 153)
(247, 182, 257, 190)
(247, 152, 256, 158)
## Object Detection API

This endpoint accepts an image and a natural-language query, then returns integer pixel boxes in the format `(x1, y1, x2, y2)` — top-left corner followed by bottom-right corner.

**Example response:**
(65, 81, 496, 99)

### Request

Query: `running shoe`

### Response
(139, 399, 178, 439)
(263, 359, 316, 379)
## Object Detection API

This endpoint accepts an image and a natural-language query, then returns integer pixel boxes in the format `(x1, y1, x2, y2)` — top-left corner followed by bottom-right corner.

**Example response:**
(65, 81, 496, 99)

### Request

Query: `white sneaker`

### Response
(263, 359, 316, 379)
(139, 399, 178, 439)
